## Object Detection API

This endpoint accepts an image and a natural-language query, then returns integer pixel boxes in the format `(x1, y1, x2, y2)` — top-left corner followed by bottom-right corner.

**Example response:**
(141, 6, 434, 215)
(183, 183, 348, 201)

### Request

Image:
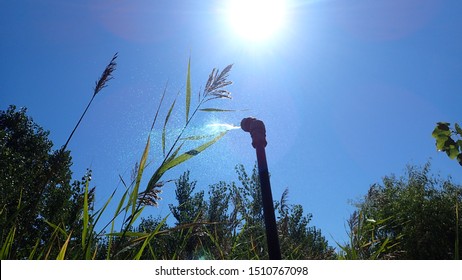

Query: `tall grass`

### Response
(0, 190, 22, 259)
(455, 190, 460, 260)
(104, 58, 235, 259)
(337, 211, 402, 260)
(62, 53, 118, 151)
(9, 54, 236, 259)
(2, 54, 335, 260)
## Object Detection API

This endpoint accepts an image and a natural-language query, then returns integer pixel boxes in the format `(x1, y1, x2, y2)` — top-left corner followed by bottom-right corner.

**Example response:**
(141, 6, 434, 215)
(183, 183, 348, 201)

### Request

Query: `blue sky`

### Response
(1, 0, 461, 248)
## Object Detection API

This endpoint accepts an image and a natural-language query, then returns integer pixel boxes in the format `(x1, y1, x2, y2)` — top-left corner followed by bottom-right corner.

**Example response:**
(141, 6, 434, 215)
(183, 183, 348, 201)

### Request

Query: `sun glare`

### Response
(226, 0, 287, 42)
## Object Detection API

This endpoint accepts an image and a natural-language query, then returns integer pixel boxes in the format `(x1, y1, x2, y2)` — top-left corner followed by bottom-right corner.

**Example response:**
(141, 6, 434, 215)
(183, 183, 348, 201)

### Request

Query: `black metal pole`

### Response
(241, 117, 281, 260)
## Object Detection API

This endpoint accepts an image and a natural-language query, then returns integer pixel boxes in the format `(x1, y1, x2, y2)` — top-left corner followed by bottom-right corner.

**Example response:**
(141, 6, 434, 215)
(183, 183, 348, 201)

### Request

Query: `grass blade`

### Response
(199, 108, 236, 112)
(82, 178, 89, 249)
(131, 136, 150, 215)
(185, 57, 191, 123)
(165, 141, 184, 163)
(133, 215, 169, 260)
(147, 131, 228, 188)
(92, 246, 98, 260)
(456, 195, 460, 260)
(56, 231, 72, 260)
(106, 232, 149, 238)
(125, 207, 145, 230)
(151, 81, 168, 131)
(180, 134, 215, 141)
(44, 226, 60, 260)
(28, 238, 41, 260)
(147, 242, 157, 259)
(106, 188, 130, 259)
(146, 142, 185, 192)
(204, 227, 225, 259)
(145, 141, 182, 192)
(44, 220, 67, 236)
(0, 226, 16, 259)
(81, 187, 117, 259)
(91, 188, 116, 233)
(115, 188, 130, 221)
(163, 131, 227, 170)
(163, 96, 178, 157)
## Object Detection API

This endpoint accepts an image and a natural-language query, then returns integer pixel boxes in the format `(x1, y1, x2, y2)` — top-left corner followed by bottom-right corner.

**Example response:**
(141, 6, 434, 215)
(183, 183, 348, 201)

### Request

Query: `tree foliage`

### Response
(1, 59, 244, 260)
(5, 104, 460, 260)
(123, 165, 335, 260)
(432, 122, 462, 166)
(342, 163, 462, 259)
(0, 105, 94, 259)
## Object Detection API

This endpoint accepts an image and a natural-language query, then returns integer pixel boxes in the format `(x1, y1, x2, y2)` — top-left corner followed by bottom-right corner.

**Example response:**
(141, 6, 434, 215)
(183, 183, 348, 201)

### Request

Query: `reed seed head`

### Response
(93, 52, 118, 96)
(138, 181, 164, 207)
(204, 64, 233, 100)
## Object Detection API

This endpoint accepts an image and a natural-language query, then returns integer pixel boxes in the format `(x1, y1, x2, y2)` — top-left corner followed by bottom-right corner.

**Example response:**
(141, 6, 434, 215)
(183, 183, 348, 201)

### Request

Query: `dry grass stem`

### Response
(62, 52, 118, 151)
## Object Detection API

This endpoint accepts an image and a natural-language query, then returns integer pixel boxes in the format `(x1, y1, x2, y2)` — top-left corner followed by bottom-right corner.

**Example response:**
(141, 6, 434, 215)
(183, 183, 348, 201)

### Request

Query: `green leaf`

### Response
(448, 146, 459, 159)
(43, 220, 67, 236)
(161, 131, 227, 173)
(442, 138, 458, 159)
(146, 131, 228, 189)
(82, 179, 89, 249)
(199, 108, 236, 112)
(91, 188, 115, 229)
(185, 57, 191, 123)
(125, 207, 145, 230)
(145, 143, 185, 194)
(437, 122, 450, 131)
(166, 142, 185, 164)
(131, 136, 150, 215)
(106, 231, 148, 238)
(180, 134, 215, 141)
(105, 187, 129, 259)
(455, 123, 462, 136)
(457, 140, 462, 150)
(0, 227, 16, 259)
(432, 125, 451, 139)
(80, 188, 115, 259)
(371, 237, 390, 260)
(433, 122, 462, 167)
(115, 187, 129, 219)
(163, 98, 177, 157)
(134, 215, 169, 260)
(28, 239, 41, 260)
(150, 82, 168, 131)
(435, 135, 449, 151)
(56, 232, 72, 260)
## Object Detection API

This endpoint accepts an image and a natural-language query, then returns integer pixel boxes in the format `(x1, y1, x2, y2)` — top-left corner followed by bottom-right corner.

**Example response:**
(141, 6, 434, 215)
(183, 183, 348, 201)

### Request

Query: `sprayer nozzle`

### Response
(241, 117, 267, 148)
(240, 117, 255, 132)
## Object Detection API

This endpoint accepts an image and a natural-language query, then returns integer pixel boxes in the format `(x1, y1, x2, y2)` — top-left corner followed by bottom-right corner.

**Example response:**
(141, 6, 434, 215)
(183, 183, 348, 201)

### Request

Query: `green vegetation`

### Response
(1, 54, 331, 259)
(0, 103, 334, 259)
(432, 122, 462, 166)
(1, 55, 461, 260)
(340, 163, 462, 260)
(102, 167, 335, 260)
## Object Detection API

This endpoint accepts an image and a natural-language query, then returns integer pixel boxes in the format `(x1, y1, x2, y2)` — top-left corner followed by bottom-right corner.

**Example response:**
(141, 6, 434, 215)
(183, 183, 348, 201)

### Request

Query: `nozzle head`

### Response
(240, 117, 256, 132)
(240, 117, 267, 148)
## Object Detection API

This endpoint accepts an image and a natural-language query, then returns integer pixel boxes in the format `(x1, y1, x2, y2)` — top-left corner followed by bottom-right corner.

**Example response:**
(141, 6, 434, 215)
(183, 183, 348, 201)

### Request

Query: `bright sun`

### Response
(226, 0, 287, 42)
